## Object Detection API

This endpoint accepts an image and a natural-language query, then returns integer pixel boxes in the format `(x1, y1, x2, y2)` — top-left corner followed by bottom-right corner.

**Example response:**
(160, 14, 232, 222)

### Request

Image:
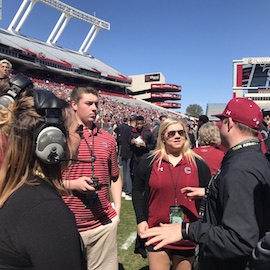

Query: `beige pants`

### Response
(80, 216, 119, 270)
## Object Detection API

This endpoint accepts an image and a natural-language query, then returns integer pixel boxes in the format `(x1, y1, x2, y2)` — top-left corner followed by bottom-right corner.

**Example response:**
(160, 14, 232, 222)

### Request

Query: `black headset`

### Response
(29, 89, 67, 164)
(0, 73, 33, 108)
(0, 73, 67, 164)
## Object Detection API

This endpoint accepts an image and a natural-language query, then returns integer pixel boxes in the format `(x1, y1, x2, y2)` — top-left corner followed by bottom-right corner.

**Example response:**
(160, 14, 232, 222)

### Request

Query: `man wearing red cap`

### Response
(140, 97, 270, 270)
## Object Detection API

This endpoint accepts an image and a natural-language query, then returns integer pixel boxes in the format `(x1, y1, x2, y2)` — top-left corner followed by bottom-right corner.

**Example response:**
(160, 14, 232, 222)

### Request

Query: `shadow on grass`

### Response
(119, 263, 149, 270)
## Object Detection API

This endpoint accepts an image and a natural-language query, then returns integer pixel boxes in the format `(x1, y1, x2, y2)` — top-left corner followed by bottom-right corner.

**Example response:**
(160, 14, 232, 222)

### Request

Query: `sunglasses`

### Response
(167, 130, 186, 138)
(76, 124, 84, 139)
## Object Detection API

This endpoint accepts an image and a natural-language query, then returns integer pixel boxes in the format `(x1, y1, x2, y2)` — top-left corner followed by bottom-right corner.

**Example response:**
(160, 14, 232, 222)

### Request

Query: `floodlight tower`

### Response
(7, 0, 110, 54)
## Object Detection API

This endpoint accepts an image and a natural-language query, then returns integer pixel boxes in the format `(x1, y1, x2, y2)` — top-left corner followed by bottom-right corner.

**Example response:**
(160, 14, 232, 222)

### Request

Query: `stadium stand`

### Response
(206, 103, 226, 121)
(0, 0, 183, 124)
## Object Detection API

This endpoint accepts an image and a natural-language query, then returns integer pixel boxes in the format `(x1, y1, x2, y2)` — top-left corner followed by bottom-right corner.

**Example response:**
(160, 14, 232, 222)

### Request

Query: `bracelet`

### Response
(181, 221, 189, 240)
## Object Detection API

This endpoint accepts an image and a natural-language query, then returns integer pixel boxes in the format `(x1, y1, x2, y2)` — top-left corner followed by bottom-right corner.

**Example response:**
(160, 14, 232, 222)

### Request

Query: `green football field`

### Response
(117, 196, 149, 270)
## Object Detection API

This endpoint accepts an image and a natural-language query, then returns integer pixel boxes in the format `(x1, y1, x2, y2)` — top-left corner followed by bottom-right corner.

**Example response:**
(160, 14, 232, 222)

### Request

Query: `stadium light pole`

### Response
(8, 0, 110, 54)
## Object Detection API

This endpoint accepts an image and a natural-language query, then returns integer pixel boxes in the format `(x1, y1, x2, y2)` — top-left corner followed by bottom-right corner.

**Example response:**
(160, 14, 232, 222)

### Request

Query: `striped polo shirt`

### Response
(62, 125, 119, 231)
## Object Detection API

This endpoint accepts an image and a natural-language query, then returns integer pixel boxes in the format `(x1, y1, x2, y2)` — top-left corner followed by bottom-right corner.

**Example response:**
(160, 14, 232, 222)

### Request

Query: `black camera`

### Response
(91, 176, 101, 191)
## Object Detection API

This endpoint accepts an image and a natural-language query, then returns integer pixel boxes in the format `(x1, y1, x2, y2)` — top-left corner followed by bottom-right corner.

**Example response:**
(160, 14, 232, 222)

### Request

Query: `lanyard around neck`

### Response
(230, 140, 259, 152)
(167, 162, 182, 206)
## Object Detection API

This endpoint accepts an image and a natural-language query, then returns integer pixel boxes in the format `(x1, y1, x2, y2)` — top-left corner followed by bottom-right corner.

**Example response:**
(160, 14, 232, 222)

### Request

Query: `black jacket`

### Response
(115, 123, 133, 159)
(130, 127, 155, 163)
(151, 124, 160, 146)
(188, 142, 270, 270)
(0, 177, 85, 270)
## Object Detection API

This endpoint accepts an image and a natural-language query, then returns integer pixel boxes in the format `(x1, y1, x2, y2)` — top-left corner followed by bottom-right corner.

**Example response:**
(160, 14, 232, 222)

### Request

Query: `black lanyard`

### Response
(167, 162, 182, 206)
(83, 128, 96, 178)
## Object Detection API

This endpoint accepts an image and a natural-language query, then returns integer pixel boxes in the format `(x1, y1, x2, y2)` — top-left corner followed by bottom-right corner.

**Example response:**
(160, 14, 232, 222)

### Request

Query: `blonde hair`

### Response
(150, 117, 203, 167)
(198, 122, 221, 146)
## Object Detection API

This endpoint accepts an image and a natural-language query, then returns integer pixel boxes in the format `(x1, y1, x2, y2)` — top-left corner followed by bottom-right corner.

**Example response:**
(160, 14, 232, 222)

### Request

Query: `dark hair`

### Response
(159, 115, 167, 121)
(263, 110, 270, 118)
(136, 115, 145, 121)
(130, 115, 137, 122)
(199, 115, 209, 123)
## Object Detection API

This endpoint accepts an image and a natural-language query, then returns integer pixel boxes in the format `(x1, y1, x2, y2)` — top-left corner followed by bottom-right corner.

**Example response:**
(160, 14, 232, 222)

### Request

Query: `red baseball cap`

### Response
(212, 97, 262, 130)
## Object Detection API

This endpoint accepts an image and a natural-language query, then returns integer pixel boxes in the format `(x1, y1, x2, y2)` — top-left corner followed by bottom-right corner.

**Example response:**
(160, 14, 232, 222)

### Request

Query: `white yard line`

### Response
(120, 231, 137, 250)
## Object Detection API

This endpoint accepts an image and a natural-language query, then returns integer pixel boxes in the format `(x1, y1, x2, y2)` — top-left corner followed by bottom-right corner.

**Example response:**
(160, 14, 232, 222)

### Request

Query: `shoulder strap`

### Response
(194, 157, 211, 187)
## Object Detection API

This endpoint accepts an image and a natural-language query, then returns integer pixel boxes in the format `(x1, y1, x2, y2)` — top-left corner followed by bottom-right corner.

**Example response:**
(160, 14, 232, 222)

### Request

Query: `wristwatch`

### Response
(182, 221, 189, 240)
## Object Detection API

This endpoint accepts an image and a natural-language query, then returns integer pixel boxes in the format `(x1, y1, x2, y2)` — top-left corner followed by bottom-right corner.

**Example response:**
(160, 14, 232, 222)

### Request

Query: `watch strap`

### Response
(182, 221, 189, 240)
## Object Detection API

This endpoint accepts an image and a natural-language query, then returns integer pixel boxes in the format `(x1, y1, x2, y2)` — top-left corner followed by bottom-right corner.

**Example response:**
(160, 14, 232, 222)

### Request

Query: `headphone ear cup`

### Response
(35, 126, 66, 164)
(0, 73, 33, 109)
(0, 95, 15, 109)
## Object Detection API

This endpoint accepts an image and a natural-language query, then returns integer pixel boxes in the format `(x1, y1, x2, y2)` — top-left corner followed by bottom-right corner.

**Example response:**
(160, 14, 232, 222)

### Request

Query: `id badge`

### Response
(170, 206, 184, 224)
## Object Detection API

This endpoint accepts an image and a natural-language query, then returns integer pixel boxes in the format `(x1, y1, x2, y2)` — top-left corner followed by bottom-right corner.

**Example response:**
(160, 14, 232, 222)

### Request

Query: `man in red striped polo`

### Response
(62, 86, 122, 270)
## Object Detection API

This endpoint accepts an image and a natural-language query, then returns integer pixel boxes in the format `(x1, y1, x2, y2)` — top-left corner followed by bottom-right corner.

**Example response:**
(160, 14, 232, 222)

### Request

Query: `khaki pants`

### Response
(80, 216, 119, 270)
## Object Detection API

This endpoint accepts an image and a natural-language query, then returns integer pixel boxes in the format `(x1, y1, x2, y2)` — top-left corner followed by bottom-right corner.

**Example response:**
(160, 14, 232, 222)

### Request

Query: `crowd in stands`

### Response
(32, 78, 73, 101)
(32, 78, 183, 131)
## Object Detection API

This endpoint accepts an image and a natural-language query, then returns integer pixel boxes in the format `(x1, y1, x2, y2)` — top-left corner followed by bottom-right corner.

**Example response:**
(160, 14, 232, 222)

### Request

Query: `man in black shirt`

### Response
(115, 116, 135, 200)
(130, 116, 155, 188)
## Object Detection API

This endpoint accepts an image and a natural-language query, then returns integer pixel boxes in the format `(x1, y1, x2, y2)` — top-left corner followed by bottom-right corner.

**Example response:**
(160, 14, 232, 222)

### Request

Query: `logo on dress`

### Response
(184, 167, 191, 174)
(158, 166, 164, 171)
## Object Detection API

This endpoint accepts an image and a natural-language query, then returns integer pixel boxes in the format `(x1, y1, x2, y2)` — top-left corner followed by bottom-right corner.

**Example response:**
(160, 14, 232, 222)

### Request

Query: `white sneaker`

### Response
(122, 192, 126, 197)
(125, 195, 132, 201)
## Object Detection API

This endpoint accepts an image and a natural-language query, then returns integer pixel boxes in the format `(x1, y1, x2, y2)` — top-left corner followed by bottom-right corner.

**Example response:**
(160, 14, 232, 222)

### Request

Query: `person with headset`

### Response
(0, 73, 34, 165)
(0, 83, 86, 269)
(62, 86, 122, 270)
(0, 59, 12, 85)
